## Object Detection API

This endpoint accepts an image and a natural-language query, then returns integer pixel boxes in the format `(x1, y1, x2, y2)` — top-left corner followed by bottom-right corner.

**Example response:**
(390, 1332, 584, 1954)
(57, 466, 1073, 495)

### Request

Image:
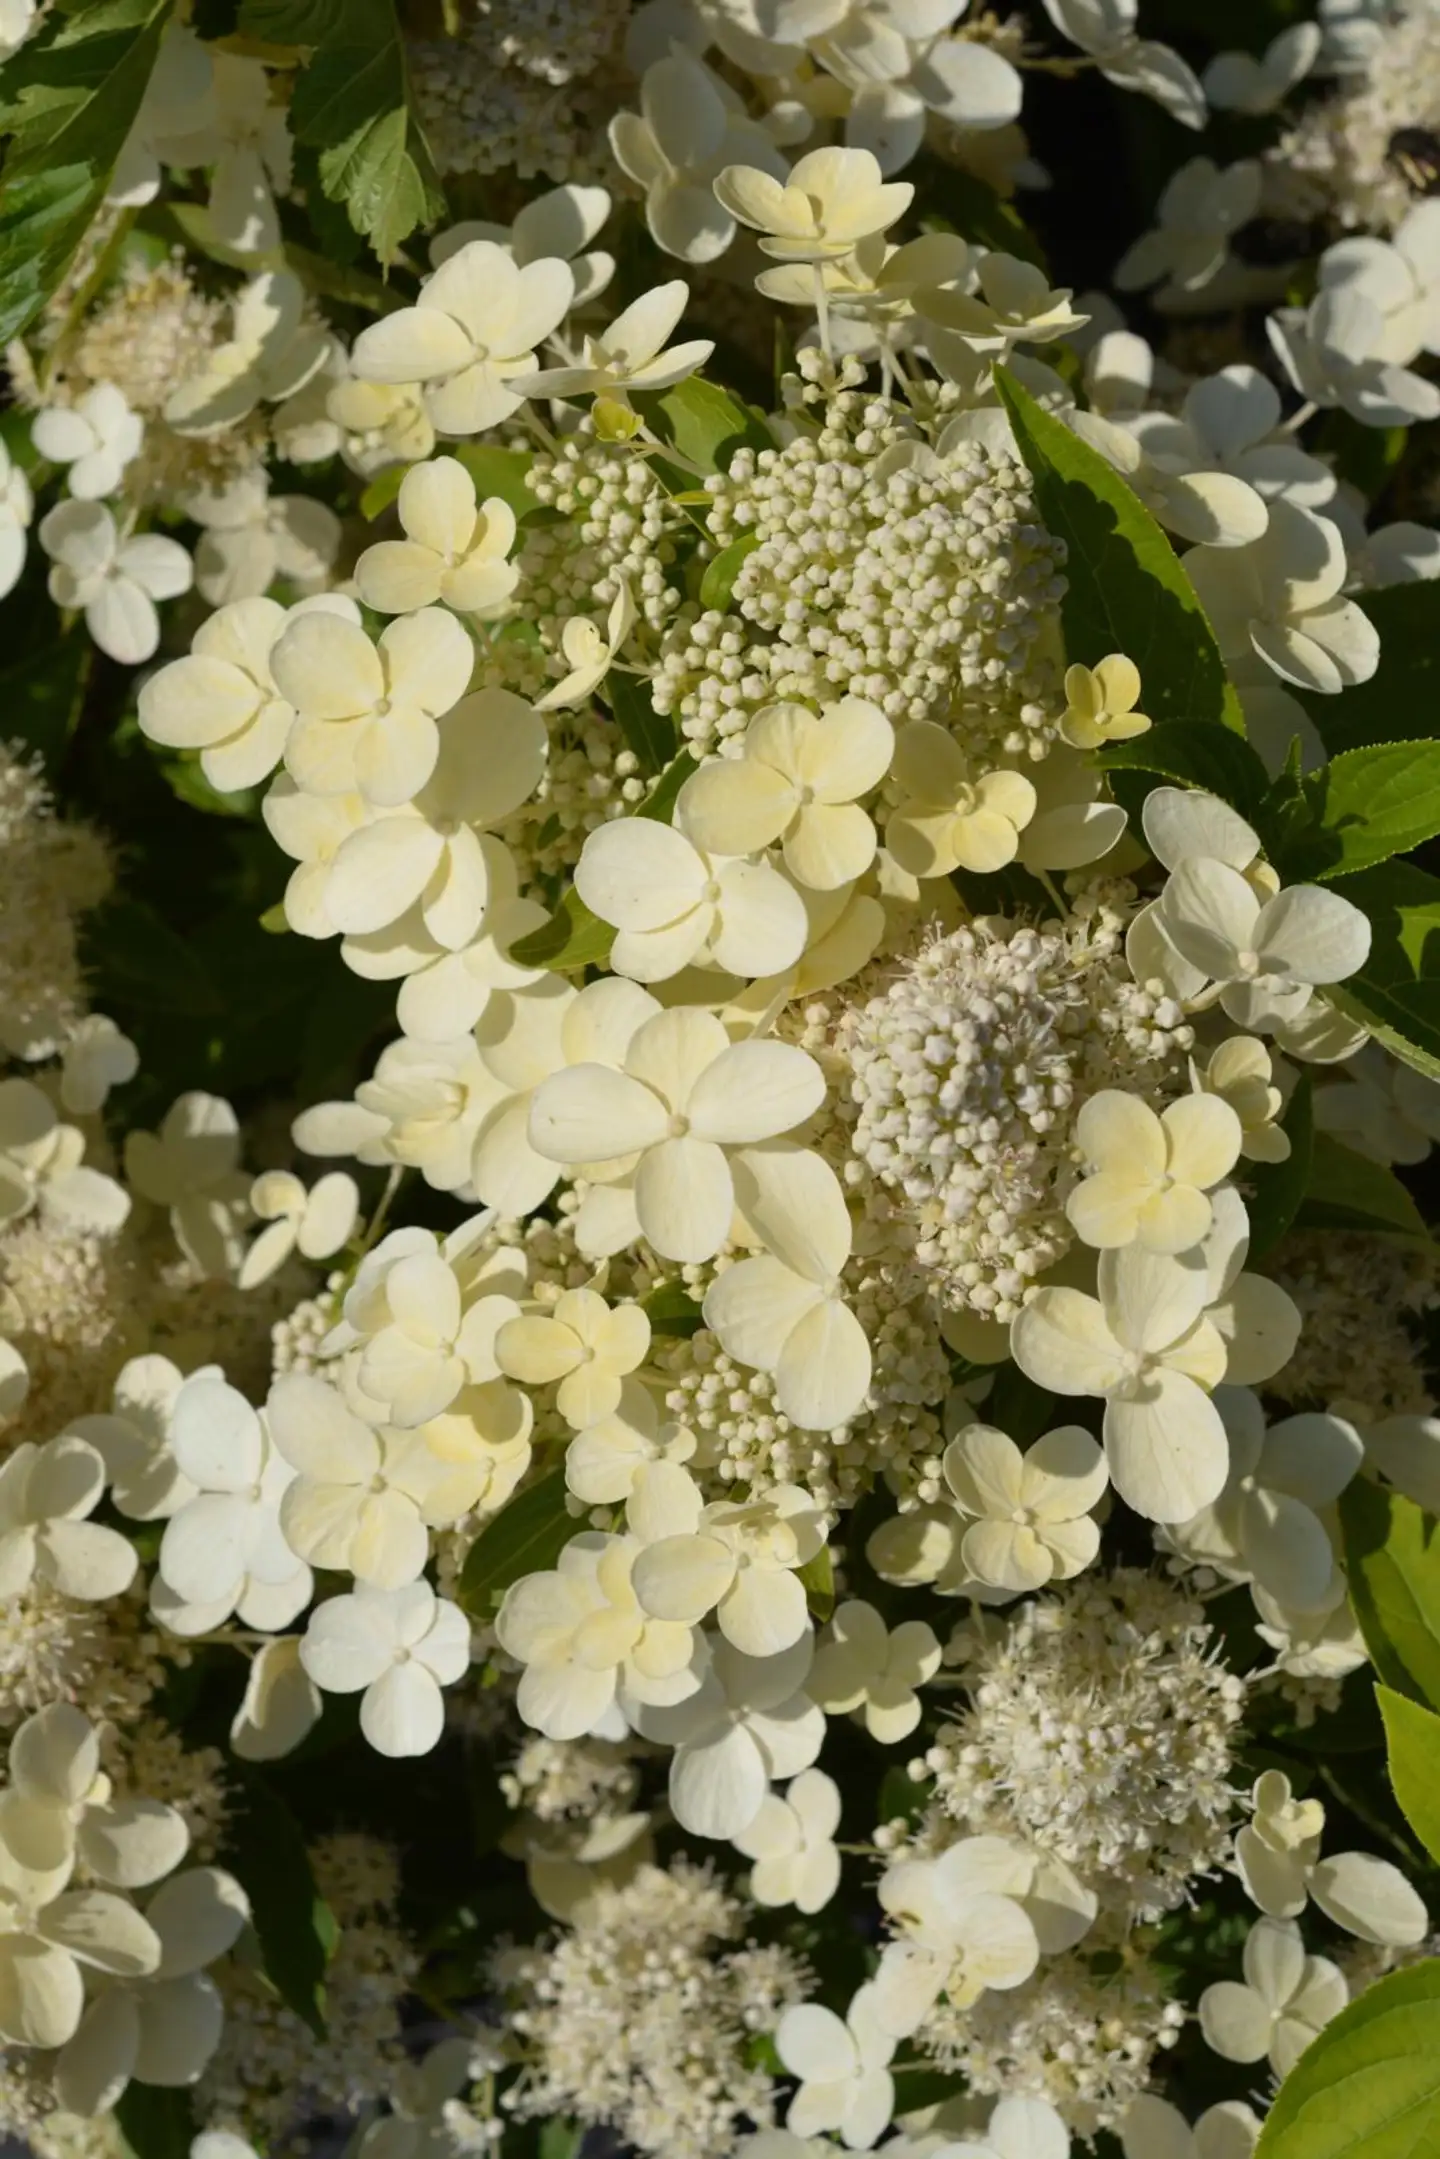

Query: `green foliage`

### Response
(1294, 1132, 1429, 1240)
(84, 898, 222, 1018)
(1255, 1959, 1440, 2159)
(798, 1544, 836, 1624)
(1101, 719, 1272, 826)
(454, 444, 539, 521)
(1244, 1073, 1312, 1261)
(223, 1775, 338, 2038)
(1377, 1684, 1440, 1864)
(0, 0, 174, 341)
(606, 672, 677, 775)
(116, 2083, 196, 2159)
(642, 1281, 704, 1336)
(1327, 859, 1440, 1081)
(995, 368, 1246, 731)
(1273, 742, 1440, 881)
(246, 0, 445, 263)
(0, 633, 91, 775)
(644, 376, 773, 474)
(509, 886, 615, 973)
(1339, 1479, 1440, 1708)
(459, 1466, 574, 1617)
(699, 533, 760, 612)
(1305, 583, 1440, 755)
(637, 748, 699, 824)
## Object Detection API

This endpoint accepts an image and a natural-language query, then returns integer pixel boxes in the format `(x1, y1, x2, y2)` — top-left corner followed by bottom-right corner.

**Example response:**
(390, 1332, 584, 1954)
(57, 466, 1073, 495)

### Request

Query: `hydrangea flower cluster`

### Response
(2, 4, 1440, 2159)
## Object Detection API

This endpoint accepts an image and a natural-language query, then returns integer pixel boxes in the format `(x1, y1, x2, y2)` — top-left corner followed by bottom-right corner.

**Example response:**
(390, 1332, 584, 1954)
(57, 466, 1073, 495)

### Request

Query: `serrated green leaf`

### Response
(1244, 1073, 1312, 1263)
(1378, 1684, 1440, 1865)
(1255, 1958, 1440, 2159)
(460, 1466, 575, 1616)
(0, 0, 173, 342)
(995, 367, 1245, 732)
(223, 1776, 337, 2038)
(1339, 1479, 1440, 1709)
(646, 377, 772, 474)
(116, 2082, 196, 2159)
(699, 532, 759, 612)
(1301, 741, 1440, 879)
(1102, 719, 1271, 826)
(284, 0, 444, 263)
(509, 886, 615, 973)
(1295, 1133, 1427, 1241)
(606, 672, 676, 775)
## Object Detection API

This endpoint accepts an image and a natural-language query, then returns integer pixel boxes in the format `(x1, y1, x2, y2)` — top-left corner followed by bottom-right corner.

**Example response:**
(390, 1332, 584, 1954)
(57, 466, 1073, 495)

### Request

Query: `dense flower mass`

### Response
(0, 3, 1439, 2157)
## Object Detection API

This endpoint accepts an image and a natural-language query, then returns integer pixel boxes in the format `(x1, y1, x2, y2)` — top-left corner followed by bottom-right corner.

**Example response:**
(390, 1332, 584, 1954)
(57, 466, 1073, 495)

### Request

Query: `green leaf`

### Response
(1305, 583, 1440, 755)
(115, 2083, 195, 2159)
(699, 532, 760, 612)
(1299, 741, 1440, 879)
(0, 0, 174, 342)
(638, 748, 700, 825)
(606, 672, 677, 775)
(1244, 1073, 1313, 1263)
(1101, 719, 1271, 826)
(0, 633, 91, 775)
(223, 1777, 337, 2038)
(877, 1765, 930, 1825)
(84, 898, 221, 1017)
(1295, 1133, 1428, 1241)
(279, 0, 445, 264)
(995, 367, 1245, 731)
(798, 1543, 836, 1625)
(642, 1281, 704, 1337)
(1339, 1479, 1440, 1708)
(508, 886, 615, 974)
(1326, 858, 1440, 1083)
(453, 444, 537, 521)
(1254, 1958, 1440, 2159)
(460, 1466, 575, 1617)
(646, 376, 772, 474)
(1377, 1684, 1440, 1864)
(360, 464, 407, 521)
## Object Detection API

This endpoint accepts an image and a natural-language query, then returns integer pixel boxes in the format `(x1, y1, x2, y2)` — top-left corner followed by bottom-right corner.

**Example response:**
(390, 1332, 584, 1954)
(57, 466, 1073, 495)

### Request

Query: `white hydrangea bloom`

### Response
(229, 1636, 322, 1763)
(1203, 24, 1320, 112)
(808, 1600, 940, 1744)
(941, 2095, 1073, 2159)
(564, 1379, 697, 1506)
(1232, 1770, 1428, 1946)
(1197, 1917, 1347, 2076)
(1267, 285, 1440, 428)
(775, 1983, 895, 2149)
(733, 1768, 843, 1916)
(60, 1015, 139, 1117)
(238, 1168, 358, 1289)
(1121, 2096, 1260, 2159)
(714, 147, 914, 262)
(349, 241, 575, 437)
(677, 698, 894, 893)
(1199, 1037, 1290, 1164)
(1068, 409, 1270, 548)
(1185, 503, 1380, 694)
(432, 181, 615, 304)
(1114, 157, 1261, 298)
(1066, 1089, 1243, 1254)
(942, 1423, 1108, 1593)
(1059, 653, 1151, 748)
(165, 270, 328, 434)
(574, 814, 808, 983)
(0, 1703, 189, 1890)
(873, 1837, 1042, 2038)
(611, 51, 788, 263)
(299, 1579, 470, 1757)
(703, 1146, 873, 1430)
(886, 723, 1037, 877)
(1130, 366, 1336, 509)
(1160, 858, 1371, 1028)
(496, 1288, 651, 1429)
(519, 282, 714, 403)
(1041, 0, 1206, 128)
(272, 604, 475, 810)
(185, 470, 341, 608)
(155, 1375, 313, 1635)
(1168, 1387, 1361, 1611)
(39, 501, 191, 667)
(0, 1436, 138, 1603)
(68, 1353, 202, 1521)
(529, 1003, 826, 1262)
(0, 1858, 162, 2052)
(629, 1466, 825, 1659)
(355, 457, 519, 617)
(32, 385, 143, 502)
(631, 1630, 824, 1839)
(124, 1090, 251, 1279)
(0, 1077, 129, 1236)
(535, 581, 637, 713)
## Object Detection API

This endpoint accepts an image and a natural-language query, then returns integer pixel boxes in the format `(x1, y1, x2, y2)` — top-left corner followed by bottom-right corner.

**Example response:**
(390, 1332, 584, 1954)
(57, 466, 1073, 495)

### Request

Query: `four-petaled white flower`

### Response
(495, 1288, 651, 1429)
(1066, 1089, 1243, 1254)
(1115, 157, 1261, 295)
(60, 1016, 139, 1118)
(873, 1837, 1041, 2037)
(1185, 504, 1380, 694)
(273, 604, 474, 810)
(39, 501, 191, 666)
(1160, 859, 1371, 1029)
(0, 1437, 138, 1603)
(1231, 1769, 1428, 1947)
(1041, 0, 1206, 129)
(631, 1631, 825, 1839)
(922, 254, 1088, 349)
(185, 471, 341, 609)
(0, 1703, 189, 1891)
(1200, 1037, 1290, 1163)
(1203, 24, 1320, 113)
(734, 1768, 843, 1916)
(1060, 654, 1152, 749)
(575, 813, 808, 982)
(355, 458, 519, 617)
(629, 1464, 825, 1659)
(68, 1353, 201, 1522)
(349, 242, 575, 438)
(518, 282, 714, 404)
(704, 1146, 873, 1431)
(886, 724, 1037, 878)
(714, 148, 914, 262)
(611, 52, 789, 264)
(1121, 2095, 1260, 2159)
(563, 1377, 697, 1505)
(155, 1375, 312, 1634)
(775, 1984, 895, 2151)
(0, 1077, 129, 1236)
(535, 583, 637, 713)
(432, 181, 614, 305)
(1198, 1917, 1347, 2077)
(165, 271, 329, 435)
(807, 1600, 940, 1744)
(238, 1168, 359, 1289)
(124, 1091, 251, 1280)
(678, 698, 894, 892)
(1268, 286, 1440, 430)
(942, 1423, 1109, 1593)
(32, 386, 144, 502)
(1069, 410, 1270, 549)
(300, 1579, 470, 1757)
(529, 1003, 826, 1262)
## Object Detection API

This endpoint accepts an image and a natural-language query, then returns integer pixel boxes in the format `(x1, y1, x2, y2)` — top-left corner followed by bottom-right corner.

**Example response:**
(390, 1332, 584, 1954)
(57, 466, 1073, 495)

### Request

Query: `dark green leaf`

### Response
(453, 444, 537, 521)
(995, 368, 1245, 731)
(1327, 859, 1440, 1083)
(1295, 1133, 1428, 1241)
(606, 673, 677, 775)
(1102, 719, 1271, 826)
(282, 0, 445, 263)
(0, 0, 173, 342)
(642, 1281, 704, 1337)
(115, 2083, 195, 2159)
(798, 1543, 835, 1624)
(1243, 1074, 1312, 1263)
(1301, 741, 1440, 879)
(1254, 1958, 1440, 2159)
(1305, 584, 1440, 755)
(223, 1776, 337, 2038)
(84, 898, 221, 1017)
(638, 748, 700, 825)
(699, 533, 759, 612)
(509, 887, 615, 973)
(460, 1466, 575, 1616)
(878, 1766, 930, 1826)
(984, 1362, 1057, 1444)
(537, 2125, 583, 2159)
(1339, 1479, 1440, 1708)
(0, 633, 91, 774)
(1378, 1684, 1440, 1865)
(646, 377, 772, 474)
